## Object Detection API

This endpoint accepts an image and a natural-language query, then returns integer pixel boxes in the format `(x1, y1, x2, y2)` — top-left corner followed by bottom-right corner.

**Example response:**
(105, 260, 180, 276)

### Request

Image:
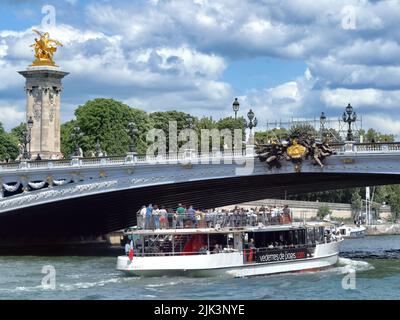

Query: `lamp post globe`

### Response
(27, 116, 34, 129)
(27, 116, 34, 159)
(320, 112, 326, 138)
(320, 112, 326, 126)
(345, 103, 353, 115)
(247, 109, 255, 122)
(342, 103, 357, 141)
(127, 121, 138, 154)
(246, 109, 257, 138)
(232, 98, 240, 120)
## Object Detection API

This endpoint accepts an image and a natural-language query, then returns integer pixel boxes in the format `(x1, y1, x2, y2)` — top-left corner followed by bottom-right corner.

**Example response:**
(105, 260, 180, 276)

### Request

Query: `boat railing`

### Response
(136, 212, 293, 231)
(127, 248, 239, 257)
(128, 244, 317, 259)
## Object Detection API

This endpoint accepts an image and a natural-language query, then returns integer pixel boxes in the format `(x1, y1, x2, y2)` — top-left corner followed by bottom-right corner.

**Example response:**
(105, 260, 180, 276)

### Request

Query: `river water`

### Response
(1, 235, 400, 300)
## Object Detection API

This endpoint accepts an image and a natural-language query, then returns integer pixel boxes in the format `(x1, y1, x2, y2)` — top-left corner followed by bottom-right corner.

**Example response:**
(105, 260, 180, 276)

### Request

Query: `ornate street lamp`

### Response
(95, 139, 102, 157)
(27, 116, 34, 159)
(246, 109, 258, 136)
(70, 125, 83, 157)
(20, 116, 34, 160)
(342, 103, 357, 141)
(232, 98, 240, 120)
(127, 121, 138, 154)
(320, 112, 326, 138)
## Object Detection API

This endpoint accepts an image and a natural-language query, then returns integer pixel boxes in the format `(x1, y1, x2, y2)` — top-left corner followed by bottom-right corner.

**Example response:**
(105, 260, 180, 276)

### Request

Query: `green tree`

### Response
(0, 123, 19, 161)
(288, 123, 317, 139)
(10, 122, 26, 142)
(359, 128, 395, 143)
(130, 108, 153, 155)
(317, 205, 331, 220)
(149, 110, 198, 152)
(374, 185, 400, 222)
(74, 98, 134, 156)
(255, 128, 288, 144)
(60, 120, 77, 157)
(215, 116, 246, 146)
(350, 188, 362, 219)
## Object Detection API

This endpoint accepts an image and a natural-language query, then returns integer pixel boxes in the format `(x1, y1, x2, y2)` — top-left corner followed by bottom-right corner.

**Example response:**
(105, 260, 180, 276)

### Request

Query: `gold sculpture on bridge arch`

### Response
(30, 30, 63, 67)
(255, 135, 335, 173)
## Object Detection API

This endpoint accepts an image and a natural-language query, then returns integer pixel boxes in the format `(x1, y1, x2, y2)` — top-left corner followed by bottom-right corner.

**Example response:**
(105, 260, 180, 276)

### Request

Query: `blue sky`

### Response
(0, 0, 400, 136)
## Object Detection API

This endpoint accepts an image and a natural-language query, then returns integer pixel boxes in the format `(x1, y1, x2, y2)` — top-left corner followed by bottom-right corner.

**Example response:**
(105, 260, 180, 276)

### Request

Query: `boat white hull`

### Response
(117, 240, 342, 277)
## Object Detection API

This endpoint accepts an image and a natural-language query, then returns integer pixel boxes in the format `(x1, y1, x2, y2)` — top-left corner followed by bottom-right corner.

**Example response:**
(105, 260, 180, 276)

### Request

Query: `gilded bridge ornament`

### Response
(256, 135, 334, 173)
(30, 30, 63, 67)
(286, 140, 306, 159)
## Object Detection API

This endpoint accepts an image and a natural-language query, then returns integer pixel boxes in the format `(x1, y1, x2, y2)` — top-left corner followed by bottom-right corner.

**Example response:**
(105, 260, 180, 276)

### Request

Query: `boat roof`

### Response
(124, 222, 324, 236)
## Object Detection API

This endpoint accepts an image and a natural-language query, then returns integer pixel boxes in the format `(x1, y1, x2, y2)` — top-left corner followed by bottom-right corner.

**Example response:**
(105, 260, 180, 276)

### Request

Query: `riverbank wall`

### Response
(366, 224, 400, 235)
(220, 199, 392, 221)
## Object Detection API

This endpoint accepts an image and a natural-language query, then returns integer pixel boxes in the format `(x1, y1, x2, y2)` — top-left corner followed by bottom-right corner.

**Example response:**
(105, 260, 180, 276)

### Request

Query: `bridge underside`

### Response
(1, 172, 400, 240)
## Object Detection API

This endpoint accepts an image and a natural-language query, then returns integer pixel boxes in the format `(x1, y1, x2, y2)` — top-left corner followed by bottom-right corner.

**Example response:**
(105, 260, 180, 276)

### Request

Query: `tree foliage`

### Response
(359, 128, 395, 143)
(288, 123, 317, 139)
(0, 123, 19, 161)
(317, 205, 331, 220)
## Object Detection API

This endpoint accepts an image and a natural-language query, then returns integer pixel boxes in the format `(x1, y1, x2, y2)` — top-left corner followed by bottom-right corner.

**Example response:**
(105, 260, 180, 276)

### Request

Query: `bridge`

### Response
(1, 142, 400, 239)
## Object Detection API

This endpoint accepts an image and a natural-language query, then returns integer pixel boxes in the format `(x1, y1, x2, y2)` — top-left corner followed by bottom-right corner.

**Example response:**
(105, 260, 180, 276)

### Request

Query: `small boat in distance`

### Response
(116, 211, 342, 277)
(338, 225, 366, 238)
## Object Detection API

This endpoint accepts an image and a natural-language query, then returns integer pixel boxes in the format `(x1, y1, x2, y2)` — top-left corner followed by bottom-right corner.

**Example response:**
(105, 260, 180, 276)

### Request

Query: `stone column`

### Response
(18, 66, 69, 159)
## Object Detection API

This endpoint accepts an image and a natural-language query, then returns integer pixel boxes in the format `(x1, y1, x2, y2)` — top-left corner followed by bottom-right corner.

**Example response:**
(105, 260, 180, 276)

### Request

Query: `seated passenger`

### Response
(213, 244, 221, 253)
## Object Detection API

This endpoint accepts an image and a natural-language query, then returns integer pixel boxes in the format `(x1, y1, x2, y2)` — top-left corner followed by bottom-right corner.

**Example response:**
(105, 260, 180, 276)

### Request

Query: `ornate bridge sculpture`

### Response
(1, 142, 400, 239)
(256, 135, 335, 172)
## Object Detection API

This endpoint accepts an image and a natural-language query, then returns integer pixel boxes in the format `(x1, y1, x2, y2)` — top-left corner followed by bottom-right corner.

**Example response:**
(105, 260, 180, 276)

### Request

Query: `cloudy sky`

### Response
(0, 0, 400, 136)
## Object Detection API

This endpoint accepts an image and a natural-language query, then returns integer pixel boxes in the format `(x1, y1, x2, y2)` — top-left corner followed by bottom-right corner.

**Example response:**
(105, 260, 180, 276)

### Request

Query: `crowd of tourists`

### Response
(136, 203, 293, 230)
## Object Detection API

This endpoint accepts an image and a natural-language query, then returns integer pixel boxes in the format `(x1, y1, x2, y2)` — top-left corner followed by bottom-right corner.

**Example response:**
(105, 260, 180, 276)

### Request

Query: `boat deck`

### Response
(124, 222, 321, 235)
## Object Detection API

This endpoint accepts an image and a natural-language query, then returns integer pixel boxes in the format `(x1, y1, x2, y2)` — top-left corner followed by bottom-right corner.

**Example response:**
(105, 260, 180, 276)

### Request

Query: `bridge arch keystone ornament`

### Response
(256, 135, 334, 172)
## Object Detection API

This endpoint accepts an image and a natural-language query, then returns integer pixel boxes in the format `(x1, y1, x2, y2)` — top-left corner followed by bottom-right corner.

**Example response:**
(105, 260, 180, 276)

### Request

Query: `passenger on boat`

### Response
(187, 205, 197, 228)
(153, 205, 161, 229)
(212, 244, 221, 254)
(176, 204, 185, 228)
(159, 206, 168, 229)
(139, 205, 146, 229)
(199, 246, 208, 254)
(124, 241, 130, 256)
(249, 238, 255, 249)
(145, 204, 153, 229)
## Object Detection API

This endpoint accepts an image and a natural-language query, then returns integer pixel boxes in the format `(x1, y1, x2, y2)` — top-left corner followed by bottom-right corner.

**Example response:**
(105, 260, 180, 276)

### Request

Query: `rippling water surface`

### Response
(1, 235, 400, 300)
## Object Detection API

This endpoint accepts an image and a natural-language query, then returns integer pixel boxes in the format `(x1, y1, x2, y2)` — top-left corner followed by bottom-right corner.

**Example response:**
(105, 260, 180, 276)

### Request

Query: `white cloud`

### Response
(0, 103, 25, 129)
(363, 114, 400, 136)
(1, 0, 400, 136)
(321, 88, 400, 109)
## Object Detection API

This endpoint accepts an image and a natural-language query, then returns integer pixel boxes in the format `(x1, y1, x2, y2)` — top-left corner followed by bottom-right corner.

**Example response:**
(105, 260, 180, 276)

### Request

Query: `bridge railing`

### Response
(0, 150, 248, 171)
(1, 142, 400, 172)
(330, 142, 400, 153)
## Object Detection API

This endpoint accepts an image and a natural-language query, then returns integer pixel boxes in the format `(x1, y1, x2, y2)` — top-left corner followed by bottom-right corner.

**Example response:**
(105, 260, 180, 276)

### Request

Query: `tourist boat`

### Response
(116, 217, 342, 277)
(337, 225, 366, 238)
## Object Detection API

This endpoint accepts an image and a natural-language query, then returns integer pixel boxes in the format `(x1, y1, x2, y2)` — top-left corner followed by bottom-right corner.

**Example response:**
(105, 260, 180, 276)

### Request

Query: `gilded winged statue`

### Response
(30, 30, 63, 66)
